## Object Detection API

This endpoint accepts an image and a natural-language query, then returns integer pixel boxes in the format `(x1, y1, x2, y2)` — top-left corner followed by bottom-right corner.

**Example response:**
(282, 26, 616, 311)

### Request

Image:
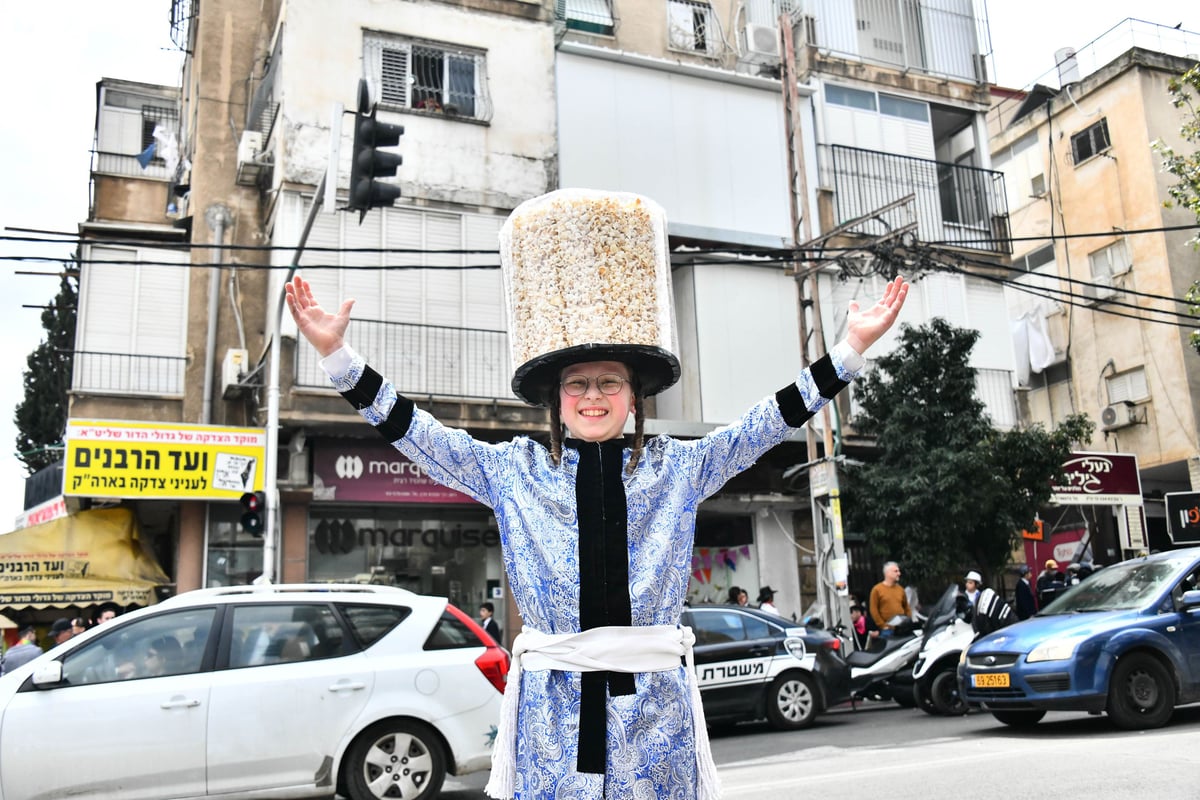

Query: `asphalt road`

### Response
(438, 700, 1200, 799)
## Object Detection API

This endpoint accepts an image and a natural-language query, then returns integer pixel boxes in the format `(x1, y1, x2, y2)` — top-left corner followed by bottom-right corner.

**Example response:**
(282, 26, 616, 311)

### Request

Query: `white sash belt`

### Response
(484, 624, 721, 800)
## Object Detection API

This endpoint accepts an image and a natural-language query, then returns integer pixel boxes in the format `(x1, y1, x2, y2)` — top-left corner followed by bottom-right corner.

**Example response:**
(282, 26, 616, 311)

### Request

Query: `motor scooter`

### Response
(844, 615, 922, 708)
(912, 583, 1016, 716)
(911, 585, 974, 715)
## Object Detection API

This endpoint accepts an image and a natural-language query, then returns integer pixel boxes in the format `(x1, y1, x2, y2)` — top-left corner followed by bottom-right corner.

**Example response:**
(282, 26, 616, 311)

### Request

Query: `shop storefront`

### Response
(309, 438, 506, 633)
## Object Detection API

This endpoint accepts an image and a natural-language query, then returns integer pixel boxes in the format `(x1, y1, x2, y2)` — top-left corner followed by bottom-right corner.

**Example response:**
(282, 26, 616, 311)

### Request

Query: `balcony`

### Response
(825, 144, 1010, 254)
(71, 351, 187, 396)
(795, 0, 989, 84)
(295, 319, 513, 401)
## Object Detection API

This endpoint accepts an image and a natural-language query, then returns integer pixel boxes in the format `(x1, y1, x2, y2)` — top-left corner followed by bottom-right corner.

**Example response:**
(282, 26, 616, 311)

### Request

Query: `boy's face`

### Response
(559, 360, 634, 443)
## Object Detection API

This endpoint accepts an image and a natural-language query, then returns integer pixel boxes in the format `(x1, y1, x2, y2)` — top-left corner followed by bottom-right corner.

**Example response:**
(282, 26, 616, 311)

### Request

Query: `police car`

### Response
(682, 604, 850, 729)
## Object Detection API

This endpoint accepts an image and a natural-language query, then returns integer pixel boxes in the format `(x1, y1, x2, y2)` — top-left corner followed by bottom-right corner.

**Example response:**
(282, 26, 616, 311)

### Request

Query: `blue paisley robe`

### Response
(324, 343, 861, 799)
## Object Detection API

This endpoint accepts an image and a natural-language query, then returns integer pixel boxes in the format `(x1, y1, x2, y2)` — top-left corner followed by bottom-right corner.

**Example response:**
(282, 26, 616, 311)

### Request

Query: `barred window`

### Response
(364, 33, 489, 121)
(667, 0, 716, 55)
(556, 0, 615, 35)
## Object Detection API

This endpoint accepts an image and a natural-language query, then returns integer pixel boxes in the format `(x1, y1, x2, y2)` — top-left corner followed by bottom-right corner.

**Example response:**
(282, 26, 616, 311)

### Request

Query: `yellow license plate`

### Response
(972, 673, 1010, 688)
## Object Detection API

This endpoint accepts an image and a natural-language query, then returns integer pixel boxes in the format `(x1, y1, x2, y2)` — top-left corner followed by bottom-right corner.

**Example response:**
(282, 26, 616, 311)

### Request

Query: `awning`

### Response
(0, 507, 170, 610)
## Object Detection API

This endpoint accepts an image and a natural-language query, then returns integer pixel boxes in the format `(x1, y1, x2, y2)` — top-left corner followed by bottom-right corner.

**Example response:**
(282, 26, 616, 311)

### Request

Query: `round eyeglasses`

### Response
(560, 374, 628, 397)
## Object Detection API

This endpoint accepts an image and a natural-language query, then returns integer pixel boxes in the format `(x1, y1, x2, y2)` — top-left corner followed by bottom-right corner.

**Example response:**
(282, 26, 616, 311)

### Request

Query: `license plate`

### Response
(972, 672, 1010, 688)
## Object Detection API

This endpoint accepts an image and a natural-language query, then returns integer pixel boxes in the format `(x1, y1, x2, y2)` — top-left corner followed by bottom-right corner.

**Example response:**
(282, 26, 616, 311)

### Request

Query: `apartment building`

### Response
(554, 0, 1012, 607)
(989, 20, 1200, 561)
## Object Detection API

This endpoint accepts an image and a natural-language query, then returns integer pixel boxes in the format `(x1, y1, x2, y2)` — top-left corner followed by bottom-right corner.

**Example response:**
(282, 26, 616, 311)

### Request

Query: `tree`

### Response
(842, 318, 1093, 589)
(14, 270, 77, 473)
(1152, 63, 1200, 354)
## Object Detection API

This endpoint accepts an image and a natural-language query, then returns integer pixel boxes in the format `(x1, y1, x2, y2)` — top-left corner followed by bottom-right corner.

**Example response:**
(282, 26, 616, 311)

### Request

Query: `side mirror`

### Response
(31, 661, 64, 687)
(1180, 589, 1200, 611)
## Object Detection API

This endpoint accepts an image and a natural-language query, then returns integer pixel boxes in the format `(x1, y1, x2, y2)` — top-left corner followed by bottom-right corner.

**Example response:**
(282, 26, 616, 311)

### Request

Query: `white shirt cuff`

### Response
(832, 340, 866, 374)
(319, 344, 358, 380)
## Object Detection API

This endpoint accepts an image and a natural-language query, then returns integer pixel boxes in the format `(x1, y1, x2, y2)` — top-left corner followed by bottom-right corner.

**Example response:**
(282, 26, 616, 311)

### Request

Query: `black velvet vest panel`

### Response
(564, 437, 635, 775)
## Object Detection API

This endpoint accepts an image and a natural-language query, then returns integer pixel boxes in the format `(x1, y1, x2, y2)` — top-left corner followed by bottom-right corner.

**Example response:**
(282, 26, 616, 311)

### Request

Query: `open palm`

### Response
(846, 276, 909, 355)
(284, 276, 355, 358)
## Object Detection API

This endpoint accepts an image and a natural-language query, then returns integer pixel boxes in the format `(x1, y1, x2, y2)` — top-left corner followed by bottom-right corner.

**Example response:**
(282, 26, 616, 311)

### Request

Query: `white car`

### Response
(0, 584, 509, 800)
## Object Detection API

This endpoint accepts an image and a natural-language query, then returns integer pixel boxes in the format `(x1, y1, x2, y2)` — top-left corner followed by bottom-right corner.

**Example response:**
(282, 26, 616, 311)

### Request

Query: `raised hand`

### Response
(846, 275, 909, 355)
(284, 275, 355, 358)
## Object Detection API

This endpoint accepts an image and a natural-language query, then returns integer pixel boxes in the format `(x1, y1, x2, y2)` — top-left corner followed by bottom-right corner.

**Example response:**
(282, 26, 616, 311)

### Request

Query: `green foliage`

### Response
(843, 318, 1094, 589)
(14, 272, 77, 473)
(1151, 64, 1200, 354)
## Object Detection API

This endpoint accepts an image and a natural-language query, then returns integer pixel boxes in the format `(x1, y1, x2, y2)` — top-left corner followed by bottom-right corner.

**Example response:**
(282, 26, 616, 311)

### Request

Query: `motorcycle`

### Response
(843, 614, 923, 708)
(912, 583, 1016, 716)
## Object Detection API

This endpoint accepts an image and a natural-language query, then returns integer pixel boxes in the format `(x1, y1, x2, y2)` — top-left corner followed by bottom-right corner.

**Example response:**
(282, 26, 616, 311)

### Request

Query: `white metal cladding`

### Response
(555, 51, 791, 242)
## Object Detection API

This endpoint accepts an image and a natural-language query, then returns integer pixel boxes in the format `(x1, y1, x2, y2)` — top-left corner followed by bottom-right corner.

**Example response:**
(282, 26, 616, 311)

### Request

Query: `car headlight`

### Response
(1026, 637, 1086, 663)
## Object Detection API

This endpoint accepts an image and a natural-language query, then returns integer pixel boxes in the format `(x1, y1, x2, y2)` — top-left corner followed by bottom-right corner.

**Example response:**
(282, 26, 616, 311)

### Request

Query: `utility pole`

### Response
(779, 13, 853, 641)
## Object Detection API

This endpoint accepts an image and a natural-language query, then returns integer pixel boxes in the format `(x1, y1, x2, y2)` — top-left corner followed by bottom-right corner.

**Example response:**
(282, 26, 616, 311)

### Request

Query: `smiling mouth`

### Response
(579, 409, 607, 417)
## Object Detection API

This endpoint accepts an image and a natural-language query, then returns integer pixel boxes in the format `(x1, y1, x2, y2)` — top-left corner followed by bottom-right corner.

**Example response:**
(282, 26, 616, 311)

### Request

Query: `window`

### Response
(229, 604, 345, 668)
(61, 608, 216, 685)
(689, 609, 776, 645)
(826, 84, 877, 111)
(1071, 118, 1111, 164)
(424, 610, 486, 650)
(556, 0, 615, 35)
(340, 604, 411, 648)
(1106, 367, 1149, 405)
(1086, 240, 1130, 300)
(668, 0, 716, 55)
(364, 32, 488, 120)
(1019, 244, 1055, 272)
(879, 93, 929, 122)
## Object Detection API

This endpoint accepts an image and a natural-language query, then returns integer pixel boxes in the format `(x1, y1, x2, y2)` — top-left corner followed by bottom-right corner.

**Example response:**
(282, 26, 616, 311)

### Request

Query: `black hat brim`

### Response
(512, 344, 680, 407)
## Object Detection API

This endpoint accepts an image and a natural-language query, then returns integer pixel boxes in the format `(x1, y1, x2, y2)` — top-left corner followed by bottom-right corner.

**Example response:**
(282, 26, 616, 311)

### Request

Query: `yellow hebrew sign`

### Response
(65, 419, 267, 501)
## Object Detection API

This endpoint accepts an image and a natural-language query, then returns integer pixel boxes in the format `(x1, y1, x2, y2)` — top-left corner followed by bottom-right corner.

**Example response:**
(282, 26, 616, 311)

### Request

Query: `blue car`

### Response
(959, 547, 1200, 730)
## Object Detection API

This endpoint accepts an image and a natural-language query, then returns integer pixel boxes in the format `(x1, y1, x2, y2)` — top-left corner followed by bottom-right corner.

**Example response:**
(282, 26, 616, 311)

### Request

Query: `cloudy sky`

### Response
(0, 1, 1196, 528)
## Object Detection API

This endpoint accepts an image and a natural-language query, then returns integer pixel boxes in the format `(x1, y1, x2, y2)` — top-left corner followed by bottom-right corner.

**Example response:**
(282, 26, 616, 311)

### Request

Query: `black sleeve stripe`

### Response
(775, 383, 814, 428)
(375, 396, 415, 442)
(338, 366, 384, 411)
(811, 354, 850, 399)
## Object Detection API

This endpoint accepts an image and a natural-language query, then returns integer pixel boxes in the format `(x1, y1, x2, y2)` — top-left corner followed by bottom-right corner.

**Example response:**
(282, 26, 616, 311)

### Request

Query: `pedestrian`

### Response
(869, 561, 911, 637)
(286, 189, 908, 800)
(47, 618, 74, 647)
(1013, 565, 1037, 620)
(480, 601, 502, 643)
(70, 617, 89, 636)
(849, 604, 871, 650)
(725, 586, 742, 605)
(757, 586, 780, 615)
(1037, 559, 1065, 608)
(736, 589, 749, 607)
(0, 624, 43, 676)
(964, 570, 982, 607)
(94, 603, 120, 626)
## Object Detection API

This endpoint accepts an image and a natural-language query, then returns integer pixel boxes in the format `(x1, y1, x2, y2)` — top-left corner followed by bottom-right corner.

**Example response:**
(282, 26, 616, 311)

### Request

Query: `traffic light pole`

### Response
(258, 168, 327, 585)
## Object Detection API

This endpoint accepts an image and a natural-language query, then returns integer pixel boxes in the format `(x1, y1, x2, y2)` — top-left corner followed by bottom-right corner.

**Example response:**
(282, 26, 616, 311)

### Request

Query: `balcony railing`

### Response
(795, 0, 989, 83)
(296, 319, 514, 401)
(91, 150, 172, 181)
(826, 144, 1010, 254)
(71, 351, 188, 396)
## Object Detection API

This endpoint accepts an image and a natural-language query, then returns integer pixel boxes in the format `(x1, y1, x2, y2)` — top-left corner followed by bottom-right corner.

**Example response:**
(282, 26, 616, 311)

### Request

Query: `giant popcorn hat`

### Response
(499, 189, 680, 406)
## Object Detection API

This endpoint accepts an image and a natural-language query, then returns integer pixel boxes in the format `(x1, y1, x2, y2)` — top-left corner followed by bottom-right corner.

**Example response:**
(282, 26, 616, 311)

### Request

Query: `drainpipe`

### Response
(202, 204, 234, 424)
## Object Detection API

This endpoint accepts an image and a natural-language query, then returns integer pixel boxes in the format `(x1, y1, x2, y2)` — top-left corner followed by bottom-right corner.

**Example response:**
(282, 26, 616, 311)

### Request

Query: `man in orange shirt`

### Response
(869, 561, 911, 637)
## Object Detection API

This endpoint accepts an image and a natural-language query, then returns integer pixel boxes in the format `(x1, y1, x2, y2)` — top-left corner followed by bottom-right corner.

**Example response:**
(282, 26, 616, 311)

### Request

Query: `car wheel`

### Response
(991, 709, 1045, 727)
(343, 719, 446, 800)
(930, 669, 968, 716)
(1107, 653, 1176, 730)
(766, 671, 820, 729)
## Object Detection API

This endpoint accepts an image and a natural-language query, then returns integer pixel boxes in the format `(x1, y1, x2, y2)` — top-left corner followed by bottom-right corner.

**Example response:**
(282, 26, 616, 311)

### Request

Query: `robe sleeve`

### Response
(669, 341, 864, 501)
(319, 344, 506, 508)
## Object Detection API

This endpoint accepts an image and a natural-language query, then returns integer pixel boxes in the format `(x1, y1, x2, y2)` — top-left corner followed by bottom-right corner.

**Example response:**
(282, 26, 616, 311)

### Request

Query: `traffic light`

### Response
(240, 491, 265, 537)
(348, 78, 404, 222)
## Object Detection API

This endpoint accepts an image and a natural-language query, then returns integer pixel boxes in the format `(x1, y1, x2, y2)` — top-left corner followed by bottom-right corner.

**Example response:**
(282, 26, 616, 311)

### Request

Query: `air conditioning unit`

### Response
(236, 131, 264, 186)
(1083, 275, 1118, 303)
(1100, 403, 1136, 432)
(743, 23, 781, 64)
(222, 348, 249, 399)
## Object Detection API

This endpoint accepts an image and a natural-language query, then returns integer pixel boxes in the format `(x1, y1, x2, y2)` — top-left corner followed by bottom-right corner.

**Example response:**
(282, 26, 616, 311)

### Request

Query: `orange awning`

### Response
(0, 507, 169, 610)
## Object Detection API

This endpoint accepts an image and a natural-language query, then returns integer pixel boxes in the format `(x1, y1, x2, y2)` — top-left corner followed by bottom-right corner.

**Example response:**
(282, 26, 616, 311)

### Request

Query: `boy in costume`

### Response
(287, 189, 907, 800)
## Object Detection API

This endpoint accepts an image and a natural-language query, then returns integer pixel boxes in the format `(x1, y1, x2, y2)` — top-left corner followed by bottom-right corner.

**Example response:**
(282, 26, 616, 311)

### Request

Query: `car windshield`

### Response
(1041, 555, 1194, 613)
